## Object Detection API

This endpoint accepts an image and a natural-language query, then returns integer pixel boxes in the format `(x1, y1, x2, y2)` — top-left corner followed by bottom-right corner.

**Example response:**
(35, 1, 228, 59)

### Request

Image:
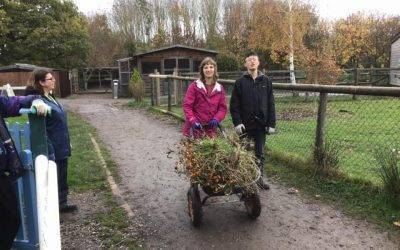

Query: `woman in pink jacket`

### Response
(183, 57, 227, 138)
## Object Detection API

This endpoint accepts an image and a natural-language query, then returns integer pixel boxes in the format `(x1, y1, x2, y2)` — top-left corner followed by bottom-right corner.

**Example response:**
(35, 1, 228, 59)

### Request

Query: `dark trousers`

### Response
(0, 173, 20, 250)
(245, 129, 267, 176)
(55, 158, 68, 205)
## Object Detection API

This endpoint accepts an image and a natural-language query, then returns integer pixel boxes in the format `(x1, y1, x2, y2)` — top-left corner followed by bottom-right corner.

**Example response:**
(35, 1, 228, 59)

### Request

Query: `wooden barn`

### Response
(117, 44, 218, 97)
(0, 63, 71, 97)
(390, 32, 400, 86)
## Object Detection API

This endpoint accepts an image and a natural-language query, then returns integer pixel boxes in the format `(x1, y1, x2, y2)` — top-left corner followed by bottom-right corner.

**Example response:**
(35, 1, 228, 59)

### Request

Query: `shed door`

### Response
(58, 71, 71, 98)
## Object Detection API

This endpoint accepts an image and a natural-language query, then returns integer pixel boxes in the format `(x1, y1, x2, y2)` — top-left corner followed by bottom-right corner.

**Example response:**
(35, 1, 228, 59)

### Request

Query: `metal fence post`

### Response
(167, 77, 172, 111)
(315, 92, 328, 165)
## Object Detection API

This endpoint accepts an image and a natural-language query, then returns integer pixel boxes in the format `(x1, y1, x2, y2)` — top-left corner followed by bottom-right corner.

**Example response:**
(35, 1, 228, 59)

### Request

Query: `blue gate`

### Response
(8, 115, 48, 250)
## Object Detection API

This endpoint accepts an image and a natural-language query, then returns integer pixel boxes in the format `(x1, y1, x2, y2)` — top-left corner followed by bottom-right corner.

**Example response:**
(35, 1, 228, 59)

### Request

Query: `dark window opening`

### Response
(193, 60, 201, 72)
(164, 59, 176, 69)
(142, 62, 161, 74)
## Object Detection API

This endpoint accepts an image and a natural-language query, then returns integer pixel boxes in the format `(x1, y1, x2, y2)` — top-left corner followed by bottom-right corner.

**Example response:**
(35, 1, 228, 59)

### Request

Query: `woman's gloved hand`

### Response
(31, 99, 51, 116)
(193, 122, 202, 130)
(209, 118, 219, 127)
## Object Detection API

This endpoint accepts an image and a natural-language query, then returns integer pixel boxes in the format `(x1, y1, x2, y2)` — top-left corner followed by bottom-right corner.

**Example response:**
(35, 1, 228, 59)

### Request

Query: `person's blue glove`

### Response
(193, 122, 202, 130)
(209, 118, 219, 127)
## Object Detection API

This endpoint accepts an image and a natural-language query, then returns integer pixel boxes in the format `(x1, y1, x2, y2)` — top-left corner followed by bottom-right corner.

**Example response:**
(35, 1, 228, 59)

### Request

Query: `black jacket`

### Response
(230, 72, 276, 129)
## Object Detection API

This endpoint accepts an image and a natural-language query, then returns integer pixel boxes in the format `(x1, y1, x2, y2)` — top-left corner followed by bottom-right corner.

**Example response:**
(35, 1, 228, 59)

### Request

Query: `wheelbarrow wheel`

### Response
(187, 185, 202, 227)
(244, 189, 261, 219)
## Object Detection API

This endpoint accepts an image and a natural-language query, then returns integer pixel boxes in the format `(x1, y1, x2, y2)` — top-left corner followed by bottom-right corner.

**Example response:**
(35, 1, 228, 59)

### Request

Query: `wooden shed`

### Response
(390, 32, 400, 86)
(117, 44, 218, 97)
(0, 63, 71, 97)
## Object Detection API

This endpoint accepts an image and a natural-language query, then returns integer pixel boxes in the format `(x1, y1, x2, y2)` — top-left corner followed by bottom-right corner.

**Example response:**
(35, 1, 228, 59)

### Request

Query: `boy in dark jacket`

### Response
(230, 52, 276, 190)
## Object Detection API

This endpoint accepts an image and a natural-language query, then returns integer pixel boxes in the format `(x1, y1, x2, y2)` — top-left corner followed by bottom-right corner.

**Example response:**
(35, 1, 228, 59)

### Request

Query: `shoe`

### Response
(59, 203, 78, 213)
(257, 177, 270, 190)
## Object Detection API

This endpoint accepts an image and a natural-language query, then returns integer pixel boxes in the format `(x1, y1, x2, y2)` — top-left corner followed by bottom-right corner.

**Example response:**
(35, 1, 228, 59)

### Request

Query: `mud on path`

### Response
(61, 94, 398, 249)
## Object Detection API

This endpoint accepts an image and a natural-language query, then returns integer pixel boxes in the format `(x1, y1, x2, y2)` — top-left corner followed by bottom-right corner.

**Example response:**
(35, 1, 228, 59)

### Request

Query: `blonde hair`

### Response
(199, 57, 218, 84)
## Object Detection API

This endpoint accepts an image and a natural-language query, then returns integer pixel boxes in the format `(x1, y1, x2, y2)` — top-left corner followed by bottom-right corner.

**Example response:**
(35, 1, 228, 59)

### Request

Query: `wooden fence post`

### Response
(173, 68, 178, 105)
(155, 70, 160, 106)
(315, 92, 328, 165)
(150, 70, 155, 106)
(353, 67, 358, 100)
(167, 77, 172, 111)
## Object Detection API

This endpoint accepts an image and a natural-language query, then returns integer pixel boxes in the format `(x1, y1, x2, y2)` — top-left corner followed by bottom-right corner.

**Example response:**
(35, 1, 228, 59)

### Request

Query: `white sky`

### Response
(72, 0, 400, 20)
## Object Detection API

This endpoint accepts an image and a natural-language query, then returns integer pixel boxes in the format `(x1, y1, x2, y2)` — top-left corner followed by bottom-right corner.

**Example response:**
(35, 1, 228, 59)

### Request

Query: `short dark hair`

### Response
(245, 51, 259, 59)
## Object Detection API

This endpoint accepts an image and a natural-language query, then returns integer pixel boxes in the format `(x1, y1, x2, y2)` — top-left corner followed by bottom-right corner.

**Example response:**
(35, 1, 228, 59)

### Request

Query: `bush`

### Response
(374, 147, 400, 204)
(129, 69, 144, 102)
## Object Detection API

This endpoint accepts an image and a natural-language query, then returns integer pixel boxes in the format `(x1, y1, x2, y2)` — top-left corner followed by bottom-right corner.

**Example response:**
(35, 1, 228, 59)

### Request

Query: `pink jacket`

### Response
(183, 80, 227, 138)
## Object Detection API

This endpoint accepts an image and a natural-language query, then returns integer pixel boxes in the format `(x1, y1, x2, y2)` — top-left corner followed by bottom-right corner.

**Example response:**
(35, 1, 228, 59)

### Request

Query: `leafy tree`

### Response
(86, 13, 123, 67)
(331, 13, 373, 68)
(366, 15, 400, 67)
(301, 20, 342, 85)
(0, 0, 90, 69)
(129, 68, 145, 102)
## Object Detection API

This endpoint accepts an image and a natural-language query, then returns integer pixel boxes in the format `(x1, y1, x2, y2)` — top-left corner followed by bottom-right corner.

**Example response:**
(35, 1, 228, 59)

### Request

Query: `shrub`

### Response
(129, 69, 144, 102)
(374, 147, 400, 205)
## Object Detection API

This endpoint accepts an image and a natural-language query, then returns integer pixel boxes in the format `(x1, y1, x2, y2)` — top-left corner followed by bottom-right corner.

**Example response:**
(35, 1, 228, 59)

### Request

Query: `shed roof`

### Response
(122, 44, 218, 60)
(391, 32, 400, 44)
(0, 63, 52, 72)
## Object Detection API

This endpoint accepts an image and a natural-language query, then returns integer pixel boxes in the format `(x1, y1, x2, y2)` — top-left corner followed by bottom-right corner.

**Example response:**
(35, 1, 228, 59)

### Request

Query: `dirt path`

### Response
(61, 94, 398, 249)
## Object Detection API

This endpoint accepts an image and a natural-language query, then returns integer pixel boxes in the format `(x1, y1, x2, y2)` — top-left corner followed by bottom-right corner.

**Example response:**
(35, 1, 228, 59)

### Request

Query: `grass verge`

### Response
(265, 154, 400, 232)
(68, 112, 141, 248)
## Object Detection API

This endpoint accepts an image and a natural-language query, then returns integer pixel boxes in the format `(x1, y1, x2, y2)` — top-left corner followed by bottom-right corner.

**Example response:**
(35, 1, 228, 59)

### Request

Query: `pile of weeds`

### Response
(177, 132, 259, 194)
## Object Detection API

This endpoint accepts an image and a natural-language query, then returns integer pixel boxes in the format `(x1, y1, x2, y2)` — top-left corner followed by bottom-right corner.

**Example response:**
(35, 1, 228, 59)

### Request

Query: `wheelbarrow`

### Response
(186, 125, 262, 227)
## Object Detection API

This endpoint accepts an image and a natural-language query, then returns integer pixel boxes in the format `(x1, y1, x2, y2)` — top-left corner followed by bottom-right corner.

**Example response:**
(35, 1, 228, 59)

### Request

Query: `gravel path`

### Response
(61, 94, 399, 249)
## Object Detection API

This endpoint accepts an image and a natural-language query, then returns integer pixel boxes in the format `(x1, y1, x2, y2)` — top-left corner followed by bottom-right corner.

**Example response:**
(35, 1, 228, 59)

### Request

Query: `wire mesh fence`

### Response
(148, 74, 400, 186)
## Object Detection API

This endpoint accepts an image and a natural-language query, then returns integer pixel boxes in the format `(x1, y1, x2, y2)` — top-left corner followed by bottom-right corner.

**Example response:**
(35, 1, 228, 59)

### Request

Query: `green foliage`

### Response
(374, 147, 400, 205)
(216, 52, 242, 71)
(129, 68, 145, 102)
(0, 0, 90, 69)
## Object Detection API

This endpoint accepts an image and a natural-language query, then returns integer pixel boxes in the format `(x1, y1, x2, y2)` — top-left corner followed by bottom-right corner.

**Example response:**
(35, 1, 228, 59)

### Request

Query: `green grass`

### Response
(266, 160, 400, 231)
(68, 112, 140, 248)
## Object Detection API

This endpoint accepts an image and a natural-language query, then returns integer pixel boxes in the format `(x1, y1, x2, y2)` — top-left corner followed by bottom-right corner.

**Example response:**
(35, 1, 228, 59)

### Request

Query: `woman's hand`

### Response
(209, 118, 219, 127)
(31, 99, 51, 116)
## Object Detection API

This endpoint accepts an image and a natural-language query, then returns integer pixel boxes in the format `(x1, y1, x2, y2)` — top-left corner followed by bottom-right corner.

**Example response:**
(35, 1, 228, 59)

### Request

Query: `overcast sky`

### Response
(72, 0, 400, 20)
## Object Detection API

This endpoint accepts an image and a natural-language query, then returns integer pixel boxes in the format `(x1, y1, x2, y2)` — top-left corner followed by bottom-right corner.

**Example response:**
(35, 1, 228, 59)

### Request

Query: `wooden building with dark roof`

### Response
(0, 63, 71, 97)
(117, 44, 218, 97)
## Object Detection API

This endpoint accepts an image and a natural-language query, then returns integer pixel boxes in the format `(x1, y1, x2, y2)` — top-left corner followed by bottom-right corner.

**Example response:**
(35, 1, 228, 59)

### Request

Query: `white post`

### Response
(35, 155, 61, 250)
(288, 0, 296, 85)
